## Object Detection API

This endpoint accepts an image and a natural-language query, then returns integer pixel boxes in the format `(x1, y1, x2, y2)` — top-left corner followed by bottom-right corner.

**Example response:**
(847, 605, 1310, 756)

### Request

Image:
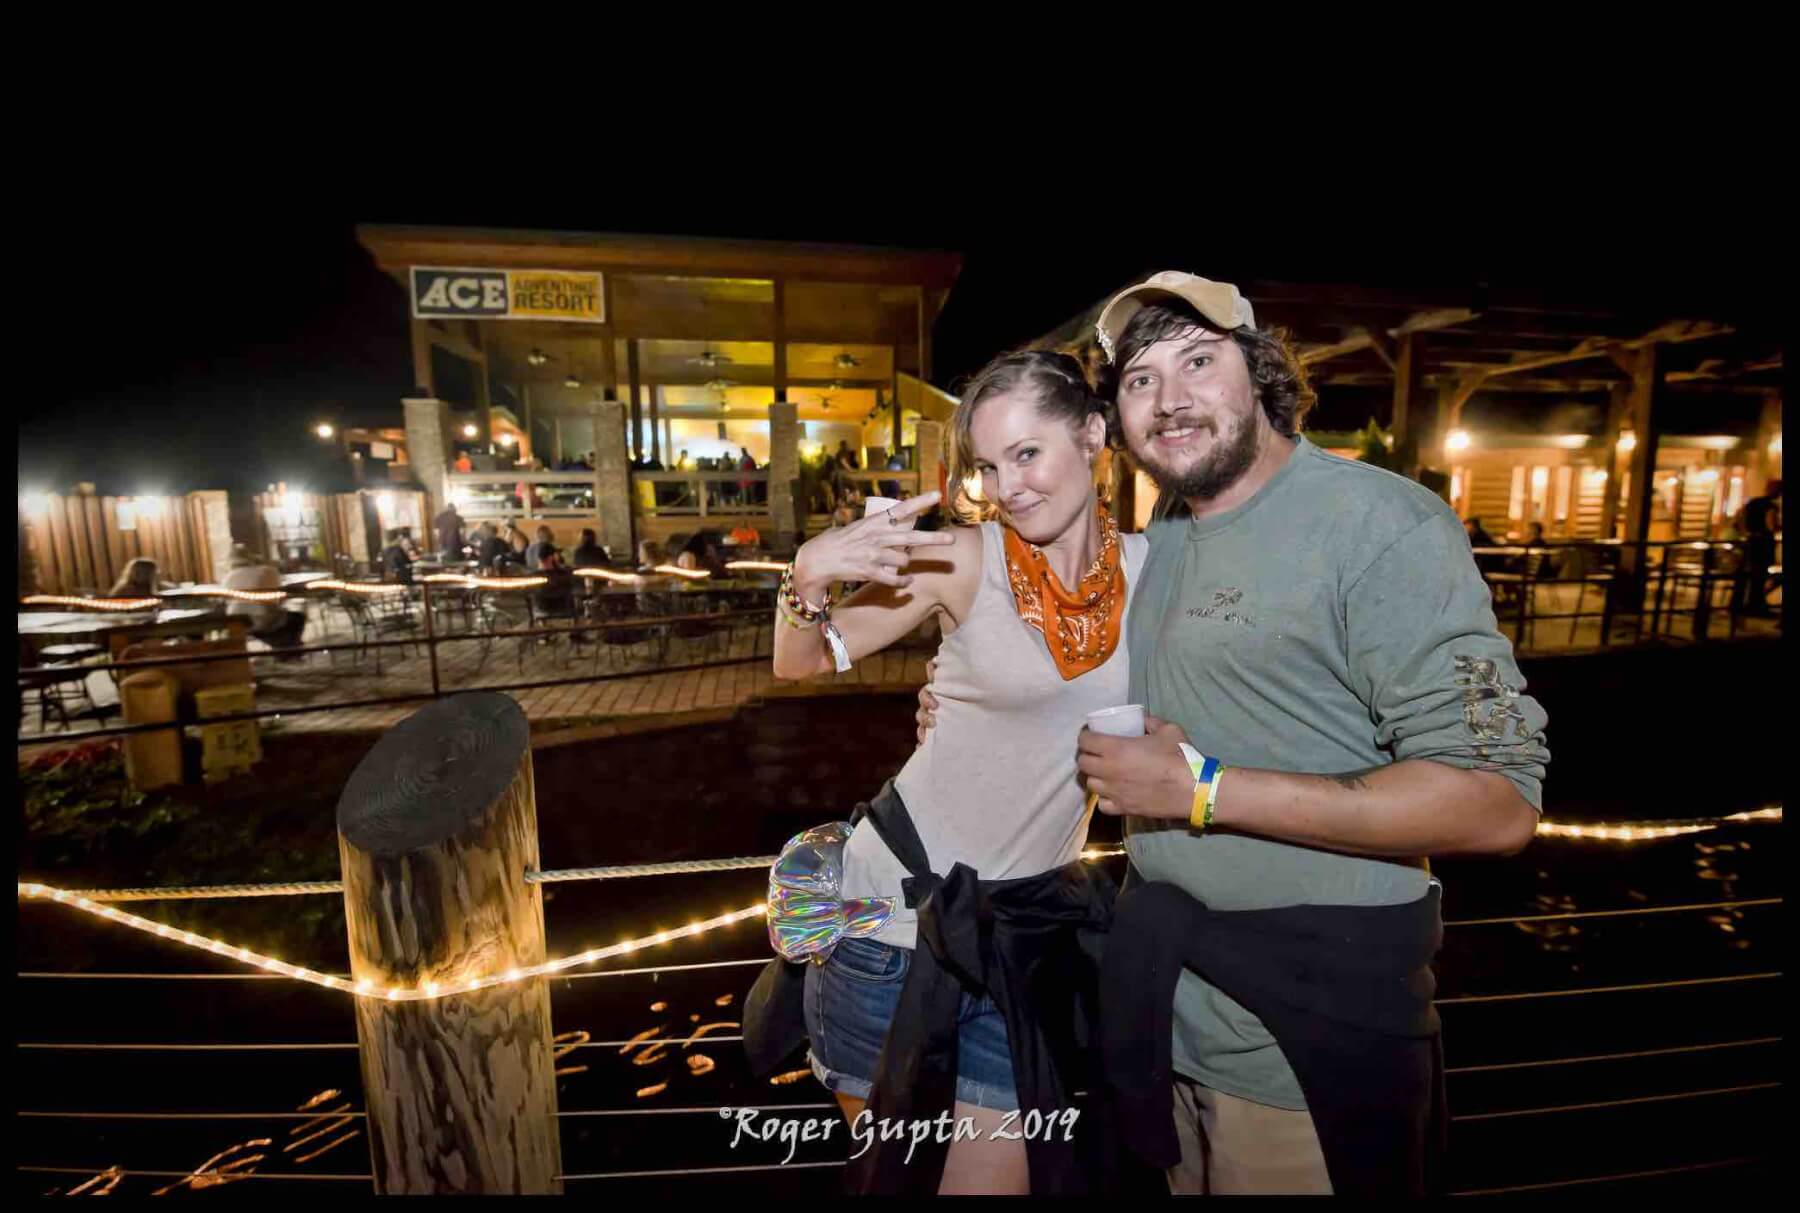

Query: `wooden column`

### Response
(337, 693, 562, 1194)
(768, 401, 801, 547)
(471, 322, 494, 449)
(626, 339, 643, 461)
(1619, 345, 1663, 577)
(771, 279, 787, 404)
(409, 320, 435, 397)
(918, 287, 937, 384)
(1598, 382, 1632, 540)
(1391, 333, 1424, 480)
(599, 275, 619, 401)
(1750, 391, 1782, 496)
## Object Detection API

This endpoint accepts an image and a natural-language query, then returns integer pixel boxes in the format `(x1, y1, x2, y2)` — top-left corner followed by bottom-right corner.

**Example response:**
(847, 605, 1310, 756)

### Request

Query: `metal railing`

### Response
(633, 470, 772, 519)
(1472, 537, 1781, 650)
(18, 578, 778, 745)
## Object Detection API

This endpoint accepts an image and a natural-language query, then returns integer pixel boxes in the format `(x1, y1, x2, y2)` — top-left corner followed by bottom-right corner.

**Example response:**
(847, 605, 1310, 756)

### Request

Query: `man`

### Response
(222, 544, 306, 657)
(434, 501, 465, 563)
(379, 529, 414, 585)
(1463, 515, 1496, 547)
(1078, 273, 1548, 1195)
(918, 272, 1549, 1195)
(1735, 478, 1781, 617)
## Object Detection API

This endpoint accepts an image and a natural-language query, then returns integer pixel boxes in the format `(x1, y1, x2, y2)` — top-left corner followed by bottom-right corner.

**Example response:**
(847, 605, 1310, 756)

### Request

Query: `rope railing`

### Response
(21, 802, 1779, 904)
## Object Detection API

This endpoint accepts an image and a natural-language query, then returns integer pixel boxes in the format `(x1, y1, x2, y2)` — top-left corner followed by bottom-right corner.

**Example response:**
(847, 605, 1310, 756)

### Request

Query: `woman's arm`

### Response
(771, 493, 965, 680)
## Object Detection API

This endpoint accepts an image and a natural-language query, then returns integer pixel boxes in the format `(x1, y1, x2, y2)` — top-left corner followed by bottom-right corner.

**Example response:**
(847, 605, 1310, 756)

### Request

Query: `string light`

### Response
(724, 561, 788, 573)
(22, 595, 161, 612)
(653, 565, 712, 580)
(303, 580, 408, 596)
(17, 881, 765, 1002)
(575, 567, 645, 584)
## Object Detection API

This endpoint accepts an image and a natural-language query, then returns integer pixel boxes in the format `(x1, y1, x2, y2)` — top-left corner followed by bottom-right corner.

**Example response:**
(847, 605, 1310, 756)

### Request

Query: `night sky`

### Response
(25, 190, 1780, 498)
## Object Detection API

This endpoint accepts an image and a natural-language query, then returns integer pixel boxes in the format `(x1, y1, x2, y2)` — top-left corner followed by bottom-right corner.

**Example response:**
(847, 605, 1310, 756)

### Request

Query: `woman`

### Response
(769, 350, 1147, 1194)
(107, 557, 165, 599)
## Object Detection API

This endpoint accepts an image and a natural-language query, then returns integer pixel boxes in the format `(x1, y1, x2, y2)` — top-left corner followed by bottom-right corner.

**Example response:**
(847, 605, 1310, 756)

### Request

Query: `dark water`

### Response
(14, 640, 1784, 1195)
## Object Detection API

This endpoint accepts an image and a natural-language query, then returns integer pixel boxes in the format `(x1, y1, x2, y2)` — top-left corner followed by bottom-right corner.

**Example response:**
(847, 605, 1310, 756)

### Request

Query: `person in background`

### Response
(636, 539, 666, 572)
(728, 522, 763, 548)
(434, 501, 465, 563)
(571, 527, 610, 569)
(379, 529, 414, 584)
(473, 522, 507, 571)
(1735, 478, 1782, 617)
(107, 557, 167, 599)
(524, 525, 557, 569)
(881, 450, 907, 499)
(223, 544, 306, 657)
(1463, 516, 1496, 547)
(453, 451, 474, 474)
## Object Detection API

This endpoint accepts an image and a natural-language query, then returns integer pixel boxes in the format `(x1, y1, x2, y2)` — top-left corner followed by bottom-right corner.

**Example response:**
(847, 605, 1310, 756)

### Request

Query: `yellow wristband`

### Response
(1178, 743, 1221, 833)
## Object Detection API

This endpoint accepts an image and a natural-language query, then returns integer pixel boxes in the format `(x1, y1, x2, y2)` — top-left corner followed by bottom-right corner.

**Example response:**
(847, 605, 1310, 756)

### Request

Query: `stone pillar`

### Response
(768, 401, 801, 546)
(915, 418, 946, 505)
(402, 397, 455, 523)
(591, 400, 634, 560)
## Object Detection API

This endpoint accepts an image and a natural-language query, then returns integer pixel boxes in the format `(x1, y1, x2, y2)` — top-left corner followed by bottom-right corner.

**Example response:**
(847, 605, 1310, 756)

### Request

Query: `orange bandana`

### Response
(1004, 505, 1125, 681)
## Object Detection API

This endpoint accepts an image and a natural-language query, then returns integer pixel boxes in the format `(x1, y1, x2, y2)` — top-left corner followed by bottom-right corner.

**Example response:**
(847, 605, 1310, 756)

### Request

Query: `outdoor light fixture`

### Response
(282, 490, 303, 513)
(528, 348, 548, 366)
(20, 490, 51, 520)
(1771, 433, 1783, 457)
(1445, 429, 1472, 454)
(376, 492, 395, 513)
(136, 495, 166, 518)
(1617, 430, 1638, 453)
(463, 423, 479, 438)
(498, 432, 517, 447)
(315, 423, 335, 440)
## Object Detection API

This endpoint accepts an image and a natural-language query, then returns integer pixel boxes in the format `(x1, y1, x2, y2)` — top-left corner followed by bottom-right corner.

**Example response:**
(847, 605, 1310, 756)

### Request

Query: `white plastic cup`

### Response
(863, 496, 915, 530)
(1085, 703, 1146, 737)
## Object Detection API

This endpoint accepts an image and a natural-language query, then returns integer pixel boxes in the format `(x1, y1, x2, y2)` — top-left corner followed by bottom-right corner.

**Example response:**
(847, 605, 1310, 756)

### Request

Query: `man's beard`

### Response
(1132, 410, 1262, 502)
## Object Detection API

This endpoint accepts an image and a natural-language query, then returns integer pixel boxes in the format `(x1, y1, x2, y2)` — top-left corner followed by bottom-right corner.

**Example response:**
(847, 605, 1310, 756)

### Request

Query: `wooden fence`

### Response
(20, 491, 226, 597)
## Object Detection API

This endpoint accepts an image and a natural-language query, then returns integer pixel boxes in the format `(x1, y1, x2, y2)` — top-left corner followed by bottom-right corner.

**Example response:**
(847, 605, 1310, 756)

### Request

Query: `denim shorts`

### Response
(803, 935, 1019, 1112)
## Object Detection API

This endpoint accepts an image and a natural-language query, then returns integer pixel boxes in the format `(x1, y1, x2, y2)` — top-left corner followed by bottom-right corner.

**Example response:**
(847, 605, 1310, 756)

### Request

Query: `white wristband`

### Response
(821, 619, 852, 673)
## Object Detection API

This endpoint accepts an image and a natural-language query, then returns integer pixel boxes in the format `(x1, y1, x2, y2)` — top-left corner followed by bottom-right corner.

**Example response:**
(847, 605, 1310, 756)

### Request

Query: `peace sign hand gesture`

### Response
(791, 492, 953, 597)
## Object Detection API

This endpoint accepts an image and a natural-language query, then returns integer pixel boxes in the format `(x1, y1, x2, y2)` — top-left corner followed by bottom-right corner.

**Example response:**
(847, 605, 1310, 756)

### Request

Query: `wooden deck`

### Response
(20, 606, 934, 745)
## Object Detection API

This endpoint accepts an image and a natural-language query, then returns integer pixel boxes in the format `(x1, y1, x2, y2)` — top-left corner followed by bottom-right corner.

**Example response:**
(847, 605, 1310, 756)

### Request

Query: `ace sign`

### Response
(411, 267, 605, 323)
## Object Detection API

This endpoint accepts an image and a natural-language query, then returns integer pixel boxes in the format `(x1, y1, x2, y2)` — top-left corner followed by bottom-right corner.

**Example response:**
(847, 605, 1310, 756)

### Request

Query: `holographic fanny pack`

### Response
(766, 822, 896, 963)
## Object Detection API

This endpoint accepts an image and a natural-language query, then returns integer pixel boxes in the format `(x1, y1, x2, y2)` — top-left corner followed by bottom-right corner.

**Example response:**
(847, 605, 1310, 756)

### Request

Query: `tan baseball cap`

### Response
(1095, 271, 1257, 365)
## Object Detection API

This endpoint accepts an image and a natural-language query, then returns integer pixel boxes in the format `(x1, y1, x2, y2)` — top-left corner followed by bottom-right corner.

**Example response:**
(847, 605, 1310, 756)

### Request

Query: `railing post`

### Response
(336, 692, 561, 1193)
(420, 579, 441, 699)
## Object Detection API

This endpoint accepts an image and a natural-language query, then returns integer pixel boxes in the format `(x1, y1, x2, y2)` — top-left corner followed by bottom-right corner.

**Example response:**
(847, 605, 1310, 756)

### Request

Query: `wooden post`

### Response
(1619, 345, 1663, 578)
(1391, 333, 1423, 480)
(627, 339, 643, 462)
(1598, 382, 1631, 540)
(336, 693, 562, 1194)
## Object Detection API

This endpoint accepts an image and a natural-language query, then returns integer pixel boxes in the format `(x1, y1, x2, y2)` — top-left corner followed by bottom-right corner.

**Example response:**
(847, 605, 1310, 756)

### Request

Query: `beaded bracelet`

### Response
(779, 560, 833, 623)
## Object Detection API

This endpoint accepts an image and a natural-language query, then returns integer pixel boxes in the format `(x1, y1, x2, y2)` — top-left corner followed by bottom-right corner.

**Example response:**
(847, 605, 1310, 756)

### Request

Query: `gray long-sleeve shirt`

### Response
(1125, 436, 1550, 1109)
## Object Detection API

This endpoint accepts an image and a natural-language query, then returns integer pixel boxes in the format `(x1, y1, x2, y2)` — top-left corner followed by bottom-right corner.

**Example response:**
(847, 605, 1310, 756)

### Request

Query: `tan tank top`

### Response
(841, 520, 1149, 948)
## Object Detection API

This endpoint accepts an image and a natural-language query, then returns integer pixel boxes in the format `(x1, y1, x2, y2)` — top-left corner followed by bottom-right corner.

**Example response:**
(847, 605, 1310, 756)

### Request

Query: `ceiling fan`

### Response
(703, 377, 738, 393)
(833, 352, 862, 371)
(689, 348, 734, 368)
